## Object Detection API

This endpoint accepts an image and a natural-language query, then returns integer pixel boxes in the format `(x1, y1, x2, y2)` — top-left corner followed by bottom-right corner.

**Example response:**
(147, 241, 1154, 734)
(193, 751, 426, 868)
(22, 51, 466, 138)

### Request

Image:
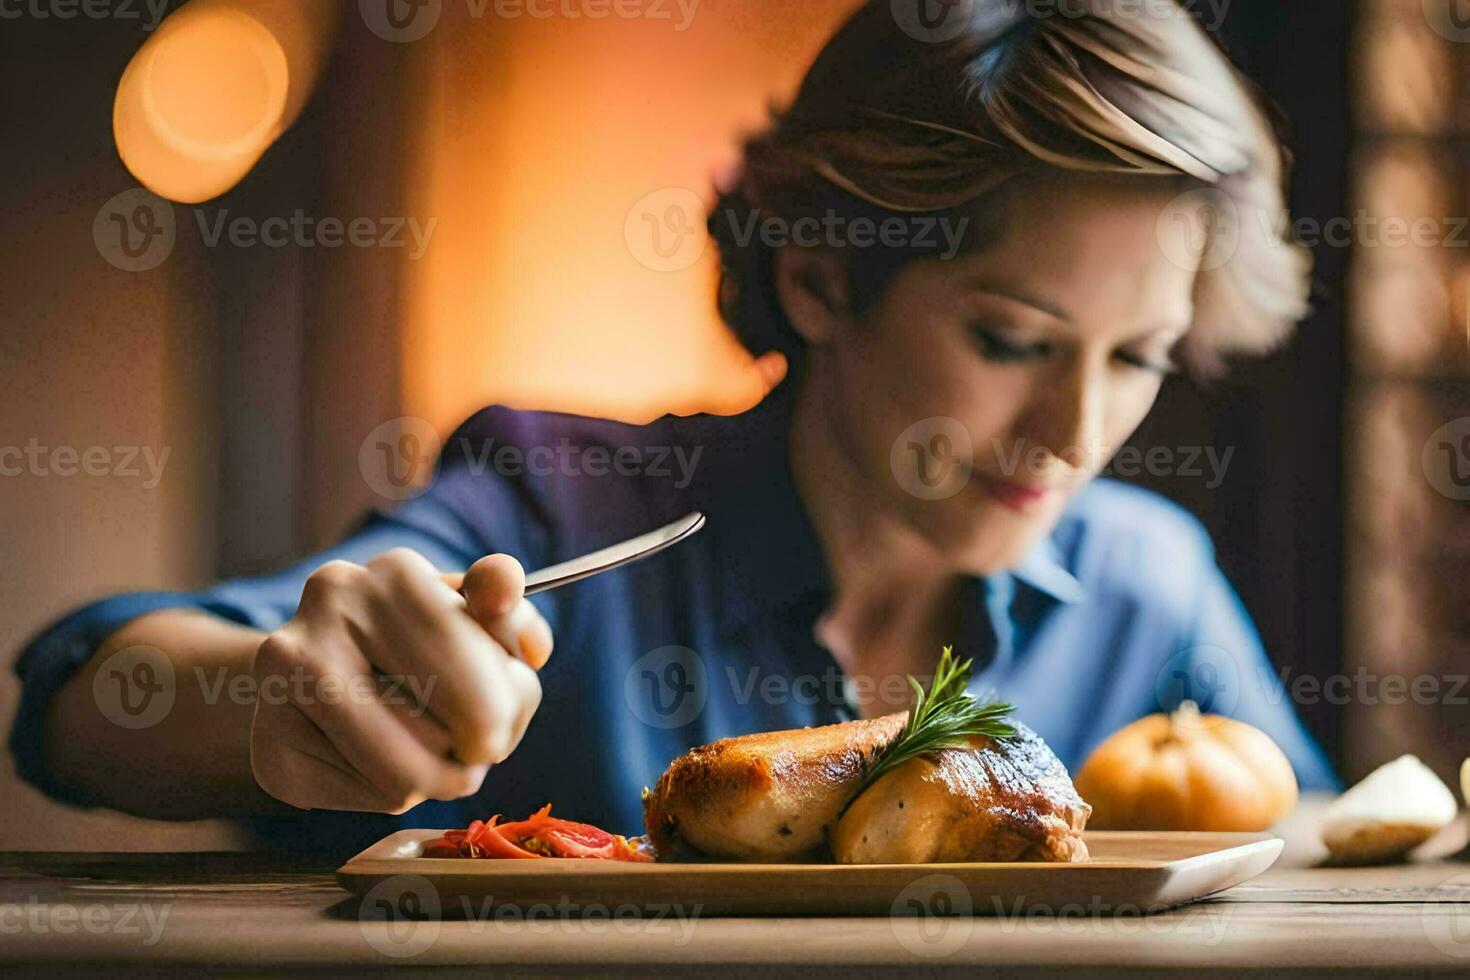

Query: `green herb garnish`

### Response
(850, 646, 1015, 804)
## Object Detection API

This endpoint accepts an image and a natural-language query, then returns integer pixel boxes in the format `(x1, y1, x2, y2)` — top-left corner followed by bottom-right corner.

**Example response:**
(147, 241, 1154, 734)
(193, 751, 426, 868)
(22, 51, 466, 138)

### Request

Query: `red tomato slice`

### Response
(421, 806, 655, 862)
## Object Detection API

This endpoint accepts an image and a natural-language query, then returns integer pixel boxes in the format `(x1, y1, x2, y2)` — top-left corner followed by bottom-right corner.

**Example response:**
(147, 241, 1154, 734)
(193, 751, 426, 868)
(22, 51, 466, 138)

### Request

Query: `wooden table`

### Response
(2, 816, 1468, 977)
(0, 856, 1465, 975)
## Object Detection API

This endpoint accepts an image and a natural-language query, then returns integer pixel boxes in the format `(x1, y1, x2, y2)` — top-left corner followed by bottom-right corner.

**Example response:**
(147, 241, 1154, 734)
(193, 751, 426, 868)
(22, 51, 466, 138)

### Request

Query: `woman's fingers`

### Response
(255, 630, 492, 809)
(461, 554, 554, 669)
(366, 548, 468, 629)
(251, 698, 384, 812)
(462, 553, 525, 619)
(362, 589, 535, 766)
(249, 548, 551, 811)
(306, 686, 485, 810)
(360, 548, 512, 745)
(475, 598, 554, 671)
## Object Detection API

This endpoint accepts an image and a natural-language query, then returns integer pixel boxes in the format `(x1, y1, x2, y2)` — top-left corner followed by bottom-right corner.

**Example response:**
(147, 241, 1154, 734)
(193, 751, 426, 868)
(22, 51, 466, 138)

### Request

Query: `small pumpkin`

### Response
(1074, 702, 1299, 832)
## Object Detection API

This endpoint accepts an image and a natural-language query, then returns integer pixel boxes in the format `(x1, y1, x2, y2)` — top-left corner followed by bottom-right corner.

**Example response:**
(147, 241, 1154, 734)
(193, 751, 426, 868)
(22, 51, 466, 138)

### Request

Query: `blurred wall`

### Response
(0, 13, 243, 848)
(1345, 0, 1470, 784)
(398, 0, 864, 431)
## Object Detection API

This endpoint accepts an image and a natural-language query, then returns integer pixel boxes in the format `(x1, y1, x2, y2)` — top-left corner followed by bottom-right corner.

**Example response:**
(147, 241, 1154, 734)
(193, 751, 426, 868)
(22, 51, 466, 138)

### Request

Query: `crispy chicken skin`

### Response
(832, 723, 1091, 864)
(643, 714, 906, 861)
(644, 715, 1090, 864)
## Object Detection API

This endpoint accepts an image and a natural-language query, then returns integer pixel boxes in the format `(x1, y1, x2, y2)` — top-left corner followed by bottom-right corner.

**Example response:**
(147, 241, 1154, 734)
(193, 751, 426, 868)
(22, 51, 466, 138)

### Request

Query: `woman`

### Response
(11, 0, 1336, 851)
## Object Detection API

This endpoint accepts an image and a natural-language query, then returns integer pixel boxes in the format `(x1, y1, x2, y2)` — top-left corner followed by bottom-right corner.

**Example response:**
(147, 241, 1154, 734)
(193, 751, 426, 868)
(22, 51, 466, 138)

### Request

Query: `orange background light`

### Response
(114, 0, 339, 204)
(399, 1, 862, 429)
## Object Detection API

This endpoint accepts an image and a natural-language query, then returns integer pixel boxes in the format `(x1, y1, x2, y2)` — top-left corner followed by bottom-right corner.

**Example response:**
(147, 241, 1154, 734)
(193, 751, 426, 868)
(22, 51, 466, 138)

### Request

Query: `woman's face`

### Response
(803, 177, 1205, 573)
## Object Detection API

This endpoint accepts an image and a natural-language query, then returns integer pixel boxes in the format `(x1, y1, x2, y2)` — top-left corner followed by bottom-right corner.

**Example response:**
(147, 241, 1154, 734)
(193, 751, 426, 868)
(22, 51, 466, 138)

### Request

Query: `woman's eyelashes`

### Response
(968, 323, 1180, 375)
(1115, 348, 1180, 375)
(969, 325, 1053, 363)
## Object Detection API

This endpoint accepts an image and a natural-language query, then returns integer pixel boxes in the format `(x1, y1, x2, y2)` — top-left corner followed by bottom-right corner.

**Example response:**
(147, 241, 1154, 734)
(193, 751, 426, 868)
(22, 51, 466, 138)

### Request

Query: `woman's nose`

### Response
(1017, 359, 1108, 477)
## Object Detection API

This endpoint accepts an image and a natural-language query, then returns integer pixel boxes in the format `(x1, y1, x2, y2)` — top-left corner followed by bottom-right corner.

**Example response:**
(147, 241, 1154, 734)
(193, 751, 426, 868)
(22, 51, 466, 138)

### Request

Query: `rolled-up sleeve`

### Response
(8, 452, 529, 803)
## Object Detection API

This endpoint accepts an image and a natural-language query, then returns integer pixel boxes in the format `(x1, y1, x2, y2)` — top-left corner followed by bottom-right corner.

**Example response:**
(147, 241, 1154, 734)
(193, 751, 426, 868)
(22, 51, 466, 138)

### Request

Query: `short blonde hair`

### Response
(710, 0, 1312, 374)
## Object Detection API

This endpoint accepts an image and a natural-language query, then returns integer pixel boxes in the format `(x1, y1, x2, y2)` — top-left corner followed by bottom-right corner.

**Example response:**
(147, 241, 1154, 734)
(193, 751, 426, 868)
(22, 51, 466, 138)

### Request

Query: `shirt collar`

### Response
(703, 394, 1086, 640)
(1009, 534, 1086, 605)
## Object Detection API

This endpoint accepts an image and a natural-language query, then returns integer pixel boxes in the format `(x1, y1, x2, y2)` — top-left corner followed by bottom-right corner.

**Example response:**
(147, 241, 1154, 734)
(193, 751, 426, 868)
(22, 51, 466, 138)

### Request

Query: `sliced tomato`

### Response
(421, 815, 542, 860)
(421, 806, 655, 862)
(535, 823, 631, 859)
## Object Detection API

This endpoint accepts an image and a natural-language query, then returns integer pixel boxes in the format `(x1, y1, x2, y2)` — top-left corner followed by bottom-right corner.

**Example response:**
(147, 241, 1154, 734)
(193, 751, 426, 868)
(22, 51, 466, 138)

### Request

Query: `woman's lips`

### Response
(975, 474, 1060, 513)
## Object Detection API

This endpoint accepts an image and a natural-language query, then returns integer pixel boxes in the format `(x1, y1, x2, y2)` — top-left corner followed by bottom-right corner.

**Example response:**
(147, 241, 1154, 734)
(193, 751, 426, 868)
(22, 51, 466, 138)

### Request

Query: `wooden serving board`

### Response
(337, 830, 1282, 918)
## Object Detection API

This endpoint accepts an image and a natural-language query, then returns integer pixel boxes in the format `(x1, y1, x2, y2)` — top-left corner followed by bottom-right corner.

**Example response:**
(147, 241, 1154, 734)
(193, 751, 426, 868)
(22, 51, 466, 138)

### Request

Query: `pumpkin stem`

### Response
(1171, 700, 1202, 733)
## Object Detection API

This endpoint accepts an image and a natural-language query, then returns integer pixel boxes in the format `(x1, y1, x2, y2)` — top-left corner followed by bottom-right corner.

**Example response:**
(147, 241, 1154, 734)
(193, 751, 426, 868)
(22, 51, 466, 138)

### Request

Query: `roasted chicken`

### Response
(643, 714, 905, 861)
(831, 724, 1091, 863)
(643, 714, 1090, 863)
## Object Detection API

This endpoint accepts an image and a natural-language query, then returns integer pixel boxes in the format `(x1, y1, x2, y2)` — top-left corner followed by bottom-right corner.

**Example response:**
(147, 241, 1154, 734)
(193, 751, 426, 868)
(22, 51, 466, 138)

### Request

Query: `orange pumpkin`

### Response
(1075, 702, 1299, 832)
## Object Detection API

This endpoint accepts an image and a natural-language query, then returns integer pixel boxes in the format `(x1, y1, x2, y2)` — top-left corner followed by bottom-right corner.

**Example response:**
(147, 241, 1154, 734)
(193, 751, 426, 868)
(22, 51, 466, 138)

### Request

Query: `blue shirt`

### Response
(10, 390, 1337, 853)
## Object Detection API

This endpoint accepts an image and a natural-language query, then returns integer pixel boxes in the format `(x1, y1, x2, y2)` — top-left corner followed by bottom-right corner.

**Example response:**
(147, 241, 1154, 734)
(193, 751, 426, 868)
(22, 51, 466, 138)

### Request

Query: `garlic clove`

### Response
(1322, 755, 1458, 865)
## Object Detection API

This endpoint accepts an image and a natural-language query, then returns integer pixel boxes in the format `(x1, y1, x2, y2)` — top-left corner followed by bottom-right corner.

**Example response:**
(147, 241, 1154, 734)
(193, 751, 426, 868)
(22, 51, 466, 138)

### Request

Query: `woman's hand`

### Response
(248, 549, 554, 814)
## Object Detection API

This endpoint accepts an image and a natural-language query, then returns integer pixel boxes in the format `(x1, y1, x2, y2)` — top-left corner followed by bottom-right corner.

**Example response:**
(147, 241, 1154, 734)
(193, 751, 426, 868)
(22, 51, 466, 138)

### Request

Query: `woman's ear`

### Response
(773, 246, 851, 346)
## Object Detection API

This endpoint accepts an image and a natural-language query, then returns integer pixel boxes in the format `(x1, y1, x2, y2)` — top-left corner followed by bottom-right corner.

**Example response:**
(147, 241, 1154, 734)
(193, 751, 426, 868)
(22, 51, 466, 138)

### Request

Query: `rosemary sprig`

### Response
(850, 646, 1015, 804)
